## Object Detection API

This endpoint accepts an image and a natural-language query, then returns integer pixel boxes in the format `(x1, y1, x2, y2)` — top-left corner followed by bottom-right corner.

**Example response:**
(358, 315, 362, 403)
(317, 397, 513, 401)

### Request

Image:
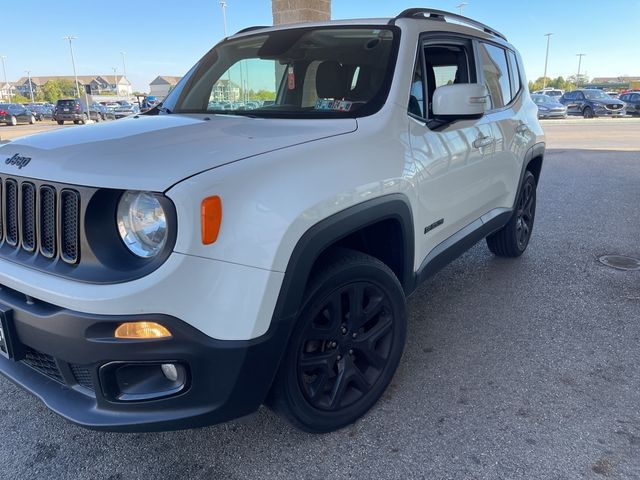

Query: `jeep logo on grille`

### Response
(5, 154, 31, 169)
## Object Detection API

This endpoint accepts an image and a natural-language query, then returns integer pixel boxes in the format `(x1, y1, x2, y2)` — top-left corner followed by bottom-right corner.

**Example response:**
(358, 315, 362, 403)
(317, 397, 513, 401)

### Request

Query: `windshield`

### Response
(546, 91, 561, 96)
(162, 26, 398, 118)
(532, 95, 552, 104)
(584, 90, 609, 100)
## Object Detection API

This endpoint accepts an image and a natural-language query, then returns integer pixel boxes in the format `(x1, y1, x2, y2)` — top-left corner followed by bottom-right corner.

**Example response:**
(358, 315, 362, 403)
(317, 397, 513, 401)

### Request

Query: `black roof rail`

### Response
(391, 8, 507, 42)
(234, 25, 270, 35)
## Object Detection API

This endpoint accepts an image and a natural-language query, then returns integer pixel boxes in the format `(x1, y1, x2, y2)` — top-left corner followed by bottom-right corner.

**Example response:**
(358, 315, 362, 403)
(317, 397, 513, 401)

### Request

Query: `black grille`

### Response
(22, 347, 64, 384)
(70, 364, 94, 390)
(607, 104, 623, 110)
(1, 178, 80, 264)
(39, 186, 57, 258)
(60, 189, 80, 263)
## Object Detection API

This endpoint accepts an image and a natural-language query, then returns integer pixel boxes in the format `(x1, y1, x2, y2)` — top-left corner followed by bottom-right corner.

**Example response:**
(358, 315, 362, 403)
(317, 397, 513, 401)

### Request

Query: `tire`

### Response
(267, 249, 407, 433)
(57, 120, 64, 125)
(73, 120, 79, 125)
(9, 116, 17, 126)
(583, 106, 594, 119)
(486, 171, 537, 257)
(29, 115, 35, 124)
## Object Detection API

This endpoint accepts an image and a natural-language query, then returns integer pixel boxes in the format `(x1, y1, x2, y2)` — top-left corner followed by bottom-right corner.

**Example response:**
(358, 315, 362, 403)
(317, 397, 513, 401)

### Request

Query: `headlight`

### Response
(538, 106, 549, 111)
(117, 191, 168, 258)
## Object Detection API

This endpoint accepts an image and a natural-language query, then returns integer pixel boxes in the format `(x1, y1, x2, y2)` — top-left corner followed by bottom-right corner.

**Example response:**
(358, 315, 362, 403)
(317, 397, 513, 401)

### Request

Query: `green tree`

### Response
(11, 93, 31, 103)
(41, 79, 80, 103)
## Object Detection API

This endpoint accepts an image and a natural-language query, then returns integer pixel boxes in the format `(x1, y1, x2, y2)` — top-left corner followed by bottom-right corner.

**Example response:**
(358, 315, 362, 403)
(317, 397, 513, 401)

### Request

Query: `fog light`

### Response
(114, 321, 172, 339)
(161, 363, 179, 381)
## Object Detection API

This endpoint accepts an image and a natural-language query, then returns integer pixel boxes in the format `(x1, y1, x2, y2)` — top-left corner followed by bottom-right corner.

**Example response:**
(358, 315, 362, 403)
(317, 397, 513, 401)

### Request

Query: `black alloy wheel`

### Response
(583, 106, 594, 118)
(515, 178, 535, 251)
(297, 281, 395, 411)
(268, 249, 406, 433)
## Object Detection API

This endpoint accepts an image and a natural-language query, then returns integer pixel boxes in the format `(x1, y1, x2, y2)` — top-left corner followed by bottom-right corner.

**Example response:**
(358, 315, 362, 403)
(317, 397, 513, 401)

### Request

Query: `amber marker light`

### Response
(114, 322, 172, 339)
(201, 195, 222, 244)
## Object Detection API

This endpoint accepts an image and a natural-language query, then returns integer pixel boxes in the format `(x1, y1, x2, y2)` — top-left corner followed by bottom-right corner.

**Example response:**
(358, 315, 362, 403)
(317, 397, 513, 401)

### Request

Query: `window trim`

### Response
(474, 39, 523, 114)
(407, 32, 478, 123)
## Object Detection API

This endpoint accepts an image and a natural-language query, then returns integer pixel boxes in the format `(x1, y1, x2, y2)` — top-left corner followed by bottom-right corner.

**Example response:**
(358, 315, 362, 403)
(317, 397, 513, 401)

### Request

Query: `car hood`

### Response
(0, 114, 357, 191)
(590, 98, 624, 106)
(539, 101, 566, 108)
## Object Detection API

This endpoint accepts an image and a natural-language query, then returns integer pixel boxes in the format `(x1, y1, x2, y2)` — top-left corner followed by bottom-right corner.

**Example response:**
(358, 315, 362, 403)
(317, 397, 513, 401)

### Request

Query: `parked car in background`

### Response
(91, 102, 115, 121)
(54, 98, 102, 124)
(0, 103, 36, 126)
(113, 102, 140, 119)
(533, 88, 564, 102)
(605, 91, 620, 98)
(559, 89, 626, 118)
(531, 94, 567, 119)
(619, 91, 640, 116)
(31, 104, 54, 121)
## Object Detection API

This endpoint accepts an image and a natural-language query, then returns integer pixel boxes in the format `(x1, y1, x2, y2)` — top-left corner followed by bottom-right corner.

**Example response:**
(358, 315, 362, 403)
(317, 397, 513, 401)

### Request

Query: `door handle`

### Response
(473, 135, 494, 149)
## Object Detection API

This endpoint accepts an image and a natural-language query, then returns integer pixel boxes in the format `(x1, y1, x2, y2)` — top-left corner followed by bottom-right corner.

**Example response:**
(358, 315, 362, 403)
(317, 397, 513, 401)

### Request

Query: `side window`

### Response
(478, 42, 511, 109)
(408, 53, 426, 118)
(507, 50, 521, 99)
(632, 94, 640, 101)
(423, 43, 473, 116)
(576, 92, 585, 100)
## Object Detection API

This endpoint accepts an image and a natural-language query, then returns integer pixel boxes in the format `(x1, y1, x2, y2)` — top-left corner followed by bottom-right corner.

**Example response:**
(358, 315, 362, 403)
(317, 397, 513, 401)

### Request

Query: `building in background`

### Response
(149, 76, 182, 98)
(0, 82, 15, 101)
(11, 75, 132, 98)
(587, 76, 640, 91)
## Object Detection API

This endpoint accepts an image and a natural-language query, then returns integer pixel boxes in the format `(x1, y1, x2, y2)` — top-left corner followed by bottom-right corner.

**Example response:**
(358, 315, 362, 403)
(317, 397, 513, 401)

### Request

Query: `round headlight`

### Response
(117, 191, 168, 258)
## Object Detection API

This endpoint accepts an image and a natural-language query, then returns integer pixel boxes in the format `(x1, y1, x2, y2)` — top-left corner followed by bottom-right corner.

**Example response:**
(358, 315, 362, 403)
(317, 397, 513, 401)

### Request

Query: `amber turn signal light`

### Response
(201, 195, 222, 244)
(114, 322, 172, 339)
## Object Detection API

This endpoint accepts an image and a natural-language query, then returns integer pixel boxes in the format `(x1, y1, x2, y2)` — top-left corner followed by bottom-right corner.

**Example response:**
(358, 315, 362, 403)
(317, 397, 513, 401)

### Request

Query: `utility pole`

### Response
(220, 0, 228, 36)
(112, 67, 118, 96)
(542, 33, 553, 90)
(120, 51, 127, 78)
(0, 55, 10, 102)
(455, 3, 468, 15)
(576, 53, 586, 88)
(25, 70, 34, 102)
(63, 35, 80, 97)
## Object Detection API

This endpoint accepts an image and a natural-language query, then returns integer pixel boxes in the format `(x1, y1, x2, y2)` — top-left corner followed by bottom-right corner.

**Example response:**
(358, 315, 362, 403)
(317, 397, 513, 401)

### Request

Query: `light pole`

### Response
(120, 51, 127, 78)
(112, 67, 118, 96)
(542, 33, 553, 90)
(455, 3, 468, 15)
(576, 53, 586, 88)
(63, 35, 80, 97)
(25, 70, 34, 102)
(220, 0, 228, 36)
(0, 55, 10, 102)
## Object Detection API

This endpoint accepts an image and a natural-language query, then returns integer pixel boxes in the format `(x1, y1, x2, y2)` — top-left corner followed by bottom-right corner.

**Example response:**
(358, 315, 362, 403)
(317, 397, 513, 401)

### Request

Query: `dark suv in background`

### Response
(54, 99, 102, 124)
(559, 89, 626, 118)
(619, 92, 640, 116)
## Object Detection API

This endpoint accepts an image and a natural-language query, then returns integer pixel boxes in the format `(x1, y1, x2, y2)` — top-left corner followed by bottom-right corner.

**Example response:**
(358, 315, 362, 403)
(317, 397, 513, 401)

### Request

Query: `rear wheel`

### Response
(486, 171, 537, 257)
(9, 116, 17, 126)
(29, 115, 35, 124)
(583, 106, 594, 118)
(57, 120, 64, 125)
(268, 249, 407, 433)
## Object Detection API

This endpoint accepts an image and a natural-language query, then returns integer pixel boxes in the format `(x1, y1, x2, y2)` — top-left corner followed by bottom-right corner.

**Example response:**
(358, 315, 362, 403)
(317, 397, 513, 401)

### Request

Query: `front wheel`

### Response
(583, 106, 594, 119)
(57, 120, 64, 125)
(486, 170, 537, 257)
(268, 249, 407, 433)
(9, 116, 17, 126)
(29, 115, 35, 124)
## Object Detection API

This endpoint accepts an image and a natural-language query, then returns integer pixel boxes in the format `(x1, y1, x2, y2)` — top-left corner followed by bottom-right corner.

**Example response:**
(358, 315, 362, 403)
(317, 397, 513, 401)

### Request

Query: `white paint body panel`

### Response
(0, 17, 543, 341)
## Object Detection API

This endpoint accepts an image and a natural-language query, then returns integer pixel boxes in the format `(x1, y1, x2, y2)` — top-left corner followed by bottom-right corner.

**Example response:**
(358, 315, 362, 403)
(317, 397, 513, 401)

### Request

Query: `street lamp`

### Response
(220, 0, 228, 36)
(25, 70, 34, 102)
(120, 51, 127, 78)
(112, 67, 118, 96)
(576, 53, 586, 88)
(542, 33, 553, 90)
(455, 2, 468, 15)
(63, 35, 80, 97)
(0, 55, 10, 102)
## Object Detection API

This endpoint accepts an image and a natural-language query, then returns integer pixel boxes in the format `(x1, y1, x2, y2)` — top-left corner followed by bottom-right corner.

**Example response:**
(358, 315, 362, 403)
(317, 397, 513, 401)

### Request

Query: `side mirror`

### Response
(432, 83, 488, 120)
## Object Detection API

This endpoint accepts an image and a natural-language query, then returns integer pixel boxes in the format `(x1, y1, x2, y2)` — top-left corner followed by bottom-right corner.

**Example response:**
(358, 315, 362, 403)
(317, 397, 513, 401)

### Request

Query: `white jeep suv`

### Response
(0, 9, 544, 433)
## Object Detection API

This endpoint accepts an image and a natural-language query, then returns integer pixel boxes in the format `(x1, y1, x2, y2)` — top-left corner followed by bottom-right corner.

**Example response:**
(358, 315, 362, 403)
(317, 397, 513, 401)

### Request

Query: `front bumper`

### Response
(538, 110, 567, 119)
(594, 107, 626, 116)
(0, 282, 290, 432)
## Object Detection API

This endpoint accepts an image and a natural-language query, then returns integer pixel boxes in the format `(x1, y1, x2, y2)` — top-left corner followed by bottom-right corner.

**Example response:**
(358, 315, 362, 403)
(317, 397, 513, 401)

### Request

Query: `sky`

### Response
(1, 0, 639, 92)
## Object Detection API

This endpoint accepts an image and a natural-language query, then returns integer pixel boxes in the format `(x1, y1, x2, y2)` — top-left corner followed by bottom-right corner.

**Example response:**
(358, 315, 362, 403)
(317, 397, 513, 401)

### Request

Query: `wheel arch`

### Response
(270, 194, 415, 327)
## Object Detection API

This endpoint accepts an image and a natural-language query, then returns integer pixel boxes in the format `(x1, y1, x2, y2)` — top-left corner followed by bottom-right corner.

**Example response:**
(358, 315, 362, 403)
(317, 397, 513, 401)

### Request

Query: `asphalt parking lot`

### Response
(0, 119, 639, 479)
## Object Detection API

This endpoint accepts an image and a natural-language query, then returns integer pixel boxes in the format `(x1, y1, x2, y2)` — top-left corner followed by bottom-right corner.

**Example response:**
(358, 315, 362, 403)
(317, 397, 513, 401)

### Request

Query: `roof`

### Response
(13, 75, 131, 86)
(591, 76, 640, 83)
(150, 76, 183, 86)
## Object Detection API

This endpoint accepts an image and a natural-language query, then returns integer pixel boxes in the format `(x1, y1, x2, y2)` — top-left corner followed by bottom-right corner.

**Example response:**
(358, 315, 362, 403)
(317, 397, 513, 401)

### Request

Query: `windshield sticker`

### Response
(315, 99, 353, 112)
(287, 66, 295, 90)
